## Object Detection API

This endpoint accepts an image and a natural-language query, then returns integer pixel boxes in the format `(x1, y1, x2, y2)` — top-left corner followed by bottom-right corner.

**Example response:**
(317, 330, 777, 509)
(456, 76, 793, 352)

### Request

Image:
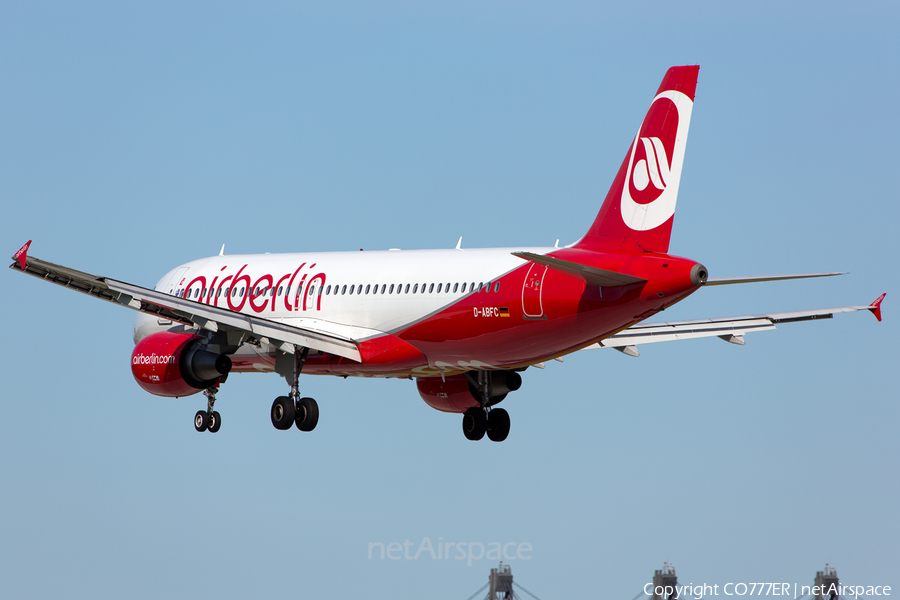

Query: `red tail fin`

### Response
(576, 66, 699, 254)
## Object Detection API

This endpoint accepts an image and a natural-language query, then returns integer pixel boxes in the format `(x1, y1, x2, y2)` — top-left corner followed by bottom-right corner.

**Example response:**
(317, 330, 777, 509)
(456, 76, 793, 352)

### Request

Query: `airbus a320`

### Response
(10, 66, 885, 441)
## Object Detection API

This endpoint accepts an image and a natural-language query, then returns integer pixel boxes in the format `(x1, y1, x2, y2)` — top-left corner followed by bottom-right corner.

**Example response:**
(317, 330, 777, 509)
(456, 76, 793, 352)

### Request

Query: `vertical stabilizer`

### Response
(576, 66, 699, 253)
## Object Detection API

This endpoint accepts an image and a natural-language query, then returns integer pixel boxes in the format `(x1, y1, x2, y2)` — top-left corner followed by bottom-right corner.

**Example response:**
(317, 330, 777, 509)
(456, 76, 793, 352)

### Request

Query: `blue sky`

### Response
(1, 2, 898, 598)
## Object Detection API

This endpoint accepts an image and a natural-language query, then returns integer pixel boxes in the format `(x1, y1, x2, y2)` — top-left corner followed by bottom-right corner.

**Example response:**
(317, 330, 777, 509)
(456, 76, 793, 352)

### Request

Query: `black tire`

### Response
(462, 407, 486, 441)
(208, 411, 222, 433)
(271, 396, 295, 430)
(486, 408, 510, 442)
(194, 410, 209, 432)
(295, 397, 319, 432)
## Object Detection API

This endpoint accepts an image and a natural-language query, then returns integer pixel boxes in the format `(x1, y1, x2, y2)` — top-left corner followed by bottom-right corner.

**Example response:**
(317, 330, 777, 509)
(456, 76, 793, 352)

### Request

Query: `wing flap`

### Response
(597, 317, 777, 348)
(10, 248, 362, 362)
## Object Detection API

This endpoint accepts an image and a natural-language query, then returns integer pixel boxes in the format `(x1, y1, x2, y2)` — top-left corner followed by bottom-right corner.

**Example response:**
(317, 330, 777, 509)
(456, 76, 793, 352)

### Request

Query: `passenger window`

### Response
(396, 284, 402, 294)
(437, 283, 442, 293)
(350, 285, 355, 294)
(309, 286, 314, 296)
(404, 284, 410, 294)
(494, 282, 500, 292)
(365, 284, 371, 294)
(429, 283, 434, 293)
(389, 284, 394, 294)
(325, 285, 331, 295)
(342, 285, 347, 295)
(413, 284, 418, 294)
(453, 283, 458, 293)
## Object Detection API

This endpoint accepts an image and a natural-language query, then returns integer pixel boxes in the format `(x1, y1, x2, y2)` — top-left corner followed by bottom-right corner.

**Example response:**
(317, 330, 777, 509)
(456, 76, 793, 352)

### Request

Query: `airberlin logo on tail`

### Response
(632, 137, 670, 192)
(620, 90, 693, 231)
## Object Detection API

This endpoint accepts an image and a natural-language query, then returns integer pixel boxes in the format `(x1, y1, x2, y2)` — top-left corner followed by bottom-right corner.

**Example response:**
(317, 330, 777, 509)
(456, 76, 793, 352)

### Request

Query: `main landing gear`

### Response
(461, 371, 514, 442)
(194, 386, 222, 433)
(462, 407, 510, 442)
(271, 347, 320, 433)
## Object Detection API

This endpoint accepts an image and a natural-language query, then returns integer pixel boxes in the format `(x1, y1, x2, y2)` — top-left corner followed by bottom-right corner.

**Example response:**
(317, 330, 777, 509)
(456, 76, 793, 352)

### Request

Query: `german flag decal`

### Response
(499, 307, 510, 317)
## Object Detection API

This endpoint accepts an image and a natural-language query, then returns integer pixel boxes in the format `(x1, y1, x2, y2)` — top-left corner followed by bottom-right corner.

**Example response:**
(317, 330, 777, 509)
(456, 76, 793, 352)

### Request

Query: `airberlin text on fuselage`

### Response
(181, 262, 326, 314)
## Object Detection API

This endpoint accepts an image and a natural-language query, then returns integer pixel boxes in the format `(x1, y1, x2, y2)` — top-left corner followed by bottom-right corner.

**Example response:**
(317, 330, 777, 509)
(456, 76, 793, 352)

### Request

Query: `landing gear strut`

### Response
(461, 371, 511, 442)
(271, 347, 319, 433)
(194, 385, 222, 433)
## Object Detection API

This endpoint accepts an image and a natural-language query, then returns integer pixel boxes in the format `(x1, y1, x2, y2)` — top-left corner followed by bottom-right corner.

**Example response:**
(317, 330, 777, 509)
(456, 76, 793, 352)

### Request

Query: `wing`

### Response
(9, 241, 362, 362)
(588, 294, 886, 357)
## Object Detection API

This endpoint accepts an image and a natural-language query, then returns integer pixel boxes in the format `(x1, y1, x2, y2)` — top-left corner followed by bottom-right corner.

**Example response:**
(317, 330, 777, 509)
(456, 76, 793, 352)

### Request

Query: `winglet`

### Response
(12, 240, 32, 270)
(868, 293, 886, 322)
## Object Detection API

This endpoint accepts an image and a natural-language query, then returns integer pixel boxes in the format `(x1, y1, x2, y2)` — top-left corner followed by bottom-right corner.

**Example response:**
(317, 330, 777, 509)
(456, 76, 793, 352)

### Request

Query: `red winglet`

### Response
(868, 293, 886, 322)
(12, 240, 32, 270)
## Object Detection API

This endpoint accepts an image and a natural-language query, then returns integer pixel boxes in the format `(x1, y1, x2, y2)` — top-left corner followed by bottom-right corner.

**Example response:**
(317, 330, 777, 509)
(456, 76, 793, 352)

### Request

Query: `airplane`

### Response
(9, 65, 885, 442)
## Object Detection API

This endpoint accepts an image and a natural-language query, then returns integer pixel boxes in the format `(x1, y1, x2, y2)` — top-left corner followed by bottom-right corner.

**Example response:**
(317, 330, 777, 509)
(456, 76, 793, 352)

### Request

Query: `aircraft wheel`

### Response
(295, 397, 319, 432)
(194, 410, 209, 432)
(208, 411, 222, 433)
(462, 407, 486, 441)
(486, 408, 510, 442)
(271, 396, 295, 430)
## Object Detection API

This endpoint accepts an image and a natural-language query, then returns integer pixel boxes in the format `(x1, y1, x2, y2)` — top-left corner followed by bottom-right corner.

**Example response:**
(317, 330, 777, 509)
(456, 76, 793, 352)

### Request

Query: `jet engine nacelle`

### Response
(416, 371, 522, 413)
(131, 331, 232, 398)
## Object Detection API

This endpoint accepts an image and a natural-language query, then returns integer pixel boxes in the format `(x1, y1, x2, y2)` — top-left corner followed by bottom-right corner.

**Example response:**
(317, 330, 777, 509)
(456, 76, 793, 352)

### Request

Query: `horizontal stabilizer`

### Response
(704, 272, 846, 286)
(511, 252, 647, 287)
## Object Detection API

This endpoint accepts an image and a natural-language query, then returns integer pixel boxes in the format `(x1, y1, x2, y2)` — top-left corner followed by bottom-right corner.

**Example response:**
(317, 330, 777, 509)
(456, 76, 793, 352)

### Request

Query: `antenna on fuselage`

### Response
(456, 237, 463, 250)
(219, 244, 226, 256)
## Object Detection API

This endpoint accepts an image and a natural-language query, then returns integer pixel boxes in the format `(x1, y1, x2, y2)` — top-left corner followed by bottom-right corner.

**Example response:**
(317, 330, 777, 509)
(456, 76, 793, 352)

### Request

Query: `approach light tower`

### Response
(652, 563, 678, 600)
(813, 564, 840, 600)
(466, 563, 542, 600)
(488, 563, 515, 600)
